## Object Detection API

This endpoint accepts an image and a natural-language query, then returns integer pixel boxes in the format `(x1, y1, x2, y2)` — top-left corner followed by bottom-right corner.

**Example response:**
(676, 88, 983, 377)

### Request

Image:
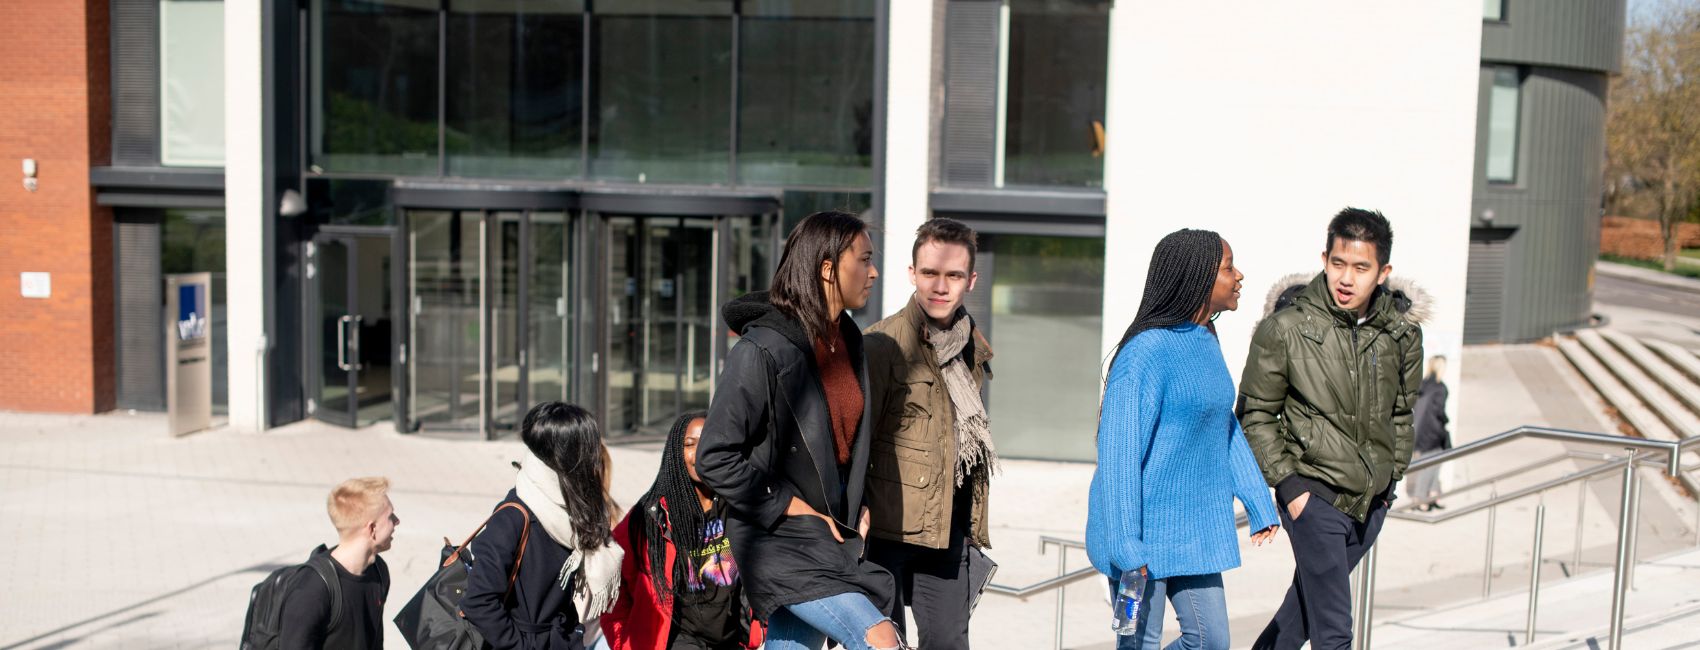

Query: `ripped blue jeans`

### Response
(764, 591, 898, 650)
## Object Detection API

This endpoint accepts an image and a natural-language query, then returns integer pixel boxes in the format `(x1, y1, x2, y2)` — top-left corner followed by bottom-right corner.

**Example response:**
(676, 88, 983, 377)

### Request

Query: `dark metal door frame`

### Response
(306, 225, 400, 428)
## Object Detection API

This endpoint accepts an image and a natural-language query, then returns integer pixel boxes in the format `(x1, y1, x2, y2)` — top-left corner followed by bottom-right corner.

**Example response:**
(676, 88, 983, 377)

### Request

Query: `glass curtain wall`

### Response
(312, 0, 441, 174)
(984, 235, 1103, 461)
(738, 1, 875, 186)
(591, 1, 734, 184)
(310, 0, 874, 186)
(1002, 0, 1109, 188)
(447, 1, 585, 178)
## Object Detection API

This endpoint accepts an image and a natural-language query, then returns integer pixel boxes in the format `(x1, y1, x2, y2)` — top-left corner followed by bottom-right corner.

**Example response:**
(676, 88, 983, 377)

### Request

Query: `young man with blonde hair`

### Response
(279, 477, 399, 649)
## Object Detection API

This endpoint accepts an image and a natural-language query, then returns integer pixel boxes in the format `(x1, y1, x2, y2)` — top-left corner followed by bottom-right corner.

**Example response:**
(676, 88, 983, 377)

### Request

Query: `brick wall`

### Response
(0, 0, 115, 413)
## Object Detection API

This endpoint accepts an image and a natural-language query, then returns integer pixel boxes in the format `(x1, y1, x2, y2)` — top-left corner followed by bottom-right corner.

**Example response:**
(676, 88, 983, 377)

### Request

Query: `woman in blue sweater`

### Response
(1086, 229, 1282, 650)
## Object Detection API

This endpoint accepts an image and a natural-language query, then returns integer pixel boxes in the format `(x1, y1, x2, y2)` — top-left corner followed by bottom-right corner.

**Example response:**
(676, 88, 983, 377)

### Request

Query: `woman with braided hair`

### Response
(1085, 229, 1282, 650)
(603, 412, 762, 650)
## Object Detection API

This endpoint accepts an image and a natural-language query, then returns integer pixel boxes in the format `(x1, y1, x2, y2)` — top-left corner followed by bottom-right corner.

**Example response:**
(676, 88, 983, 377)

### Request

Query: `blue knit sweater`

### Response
(1086, 323, 1282, 580)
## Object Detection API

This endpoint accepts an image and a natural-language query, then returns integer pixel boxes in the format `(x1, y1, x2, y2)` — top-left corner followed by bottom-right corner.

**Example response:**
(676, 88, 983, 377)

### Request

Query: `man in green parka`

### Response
(1239, 208, 1426, 650)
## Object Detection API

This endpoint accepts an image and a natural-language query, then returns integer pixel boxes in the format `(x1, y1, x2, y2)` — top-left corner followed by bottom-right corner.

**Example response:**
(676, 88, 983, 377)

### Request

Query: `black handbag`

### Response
(394, 502, 533, 649)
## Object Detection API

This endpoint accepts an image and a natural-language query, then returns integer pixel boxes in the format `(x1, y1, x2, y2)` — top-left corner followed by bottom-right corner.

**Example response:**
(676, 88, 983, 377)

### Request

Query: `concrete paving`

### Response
(1, 342, 1697, 649)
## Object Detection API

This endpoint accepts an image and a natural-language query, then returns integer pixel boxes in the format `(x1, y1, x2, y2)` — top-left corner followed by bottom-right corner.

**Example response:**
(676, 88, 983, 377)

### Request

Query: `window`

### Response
(446, 0, 585, 179)
(312, 0, 441, 175)
(591, 1, 734, 184)
(985, 235, 1104, 462)
(1486, 66, 1521, 184)
(1002, 0, 1110, 188)
(1483, 0, 1505, 22)
(160, 0, 225, 166)
(738, 0, 876, 187)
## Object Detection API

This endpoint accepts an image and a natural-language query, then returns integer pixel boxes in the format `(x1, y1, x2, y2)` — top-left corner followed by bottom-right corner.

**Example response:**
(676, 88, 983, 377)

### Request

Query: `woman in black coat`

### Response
(462, 402, 623, 650)
(1406, 355, 1452, 511)
(696, 211, 903, 650)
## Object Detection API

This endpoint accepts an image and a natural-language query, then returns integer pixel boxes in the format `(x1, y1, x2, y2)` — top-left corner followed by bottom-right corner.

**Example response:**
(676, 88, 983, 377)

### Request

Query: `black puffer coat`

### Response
(695, 292, 896, 620)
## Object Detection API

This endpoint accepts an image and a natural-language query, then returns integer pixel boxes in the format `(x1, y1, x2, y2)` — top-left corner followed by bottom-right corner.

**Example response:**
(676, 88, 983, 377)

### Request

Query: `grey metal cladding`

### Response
(112, 0, 161, 166)
(941, 1, 1000, 186)
(1482, 0, 1626, 73)
(1470, 67, 1608, 342)
(115, 217, 165, 411)
(1465, 231, 1510, 344)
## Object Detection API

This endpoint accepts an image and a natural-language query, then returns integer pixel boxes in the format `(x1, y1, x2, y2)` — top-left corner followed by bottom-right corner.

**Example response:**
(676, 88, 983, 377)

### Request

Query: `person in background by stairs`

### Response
(1407, 356, 1452, 511)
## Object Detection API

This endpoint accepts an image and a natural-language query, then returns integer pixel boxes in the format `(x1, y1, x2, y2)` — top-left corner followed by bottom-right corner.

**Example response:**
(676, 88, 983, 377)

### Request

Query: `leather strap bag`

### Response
(394, 502, 532, 649)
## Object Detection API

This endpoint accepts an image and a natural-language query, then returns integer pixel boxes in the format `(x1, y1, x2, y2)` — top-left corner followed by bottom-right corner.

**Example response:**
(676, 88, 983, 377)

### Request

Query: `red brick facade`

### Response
(0, 0, 115, 413)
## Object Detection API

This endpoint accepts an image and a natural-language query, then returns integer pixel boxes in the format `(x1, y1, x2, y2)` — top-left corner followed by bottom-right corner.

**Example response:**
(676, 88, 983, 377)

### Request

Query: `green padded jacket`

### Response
(1237, 272, 1427, 522)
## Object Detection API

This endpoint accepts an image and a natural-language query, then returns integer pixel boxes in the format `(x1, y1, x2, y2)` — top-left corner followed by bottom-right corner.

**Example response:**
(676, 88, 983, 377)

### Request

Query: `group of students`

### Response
(271, 207, 1449, 650)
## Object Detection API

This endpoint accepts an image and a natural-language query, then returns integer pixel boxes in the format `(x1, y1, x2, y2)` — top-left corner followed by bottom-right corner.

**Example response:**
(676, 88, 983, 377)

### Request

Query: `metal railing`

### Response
(1353, 425, 1700, 650)
(982, 536, 1098, 650)
(976, 426, 1699, 650)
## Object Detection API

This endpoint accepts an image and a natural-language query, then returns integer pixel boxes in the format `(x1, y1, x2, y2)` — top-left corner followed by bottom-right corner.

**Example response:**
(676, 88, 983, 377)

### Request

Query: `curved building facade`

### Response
(1465, 0, 1626, 343)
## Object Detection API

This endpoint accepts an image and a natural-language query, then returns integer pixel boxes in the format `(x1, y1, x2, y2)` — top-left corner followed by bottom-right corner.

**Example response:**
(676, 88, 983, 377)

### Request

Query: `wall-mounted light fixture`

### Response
(22, 158, 38, 192)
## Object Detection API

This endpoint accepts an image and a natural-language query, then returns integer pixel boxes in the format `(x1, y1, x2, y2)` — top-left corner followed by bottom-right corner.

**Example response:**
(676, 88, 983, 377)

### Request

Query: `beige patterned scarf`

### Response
(928, 313, 998, 486)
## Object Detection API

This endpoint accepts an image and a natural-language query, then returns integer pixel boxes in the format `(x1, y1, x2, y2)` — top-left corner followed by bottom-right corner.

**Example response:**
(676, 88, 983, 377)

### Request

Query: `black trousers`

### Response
(1252, 492, 1390, 650)
(866, 533, 976, 650)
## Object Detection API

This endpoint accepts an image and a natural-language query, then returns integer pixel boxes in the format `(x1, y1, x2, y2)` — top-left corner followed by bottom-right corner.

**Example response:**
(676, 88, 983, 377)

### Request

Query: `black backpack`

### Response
(240, 545, 345, 650)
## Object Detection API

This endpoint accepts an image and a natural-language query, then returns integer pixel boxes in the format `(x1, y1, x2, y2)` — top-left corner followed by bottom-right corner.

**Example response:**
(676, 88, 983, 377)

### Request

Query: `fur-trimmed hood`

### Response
(1258, 271, 1433, 325)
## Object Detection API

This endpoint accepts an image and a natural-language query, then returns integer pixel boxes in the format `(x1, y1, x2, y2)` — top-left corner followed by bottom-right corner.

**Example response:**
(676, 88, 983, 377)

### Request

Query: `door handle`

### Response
(351, 315, 365, 371)
(336, 315, 352, 371)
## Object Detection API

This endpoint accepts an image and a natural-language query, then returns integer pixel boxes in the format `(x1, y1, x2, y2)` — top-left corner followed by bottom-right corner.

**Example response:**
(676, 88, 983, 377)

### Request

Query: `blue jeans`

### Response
(1112, 573, 1230, 650)
(764, 592, 897, 650)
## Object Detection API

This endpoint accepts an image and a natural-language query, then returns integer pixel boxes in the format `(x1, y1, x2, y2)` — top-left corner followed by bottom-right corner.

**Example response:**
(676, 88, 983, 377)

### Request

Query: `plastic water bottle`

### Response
(1112, 567, 1147, 635)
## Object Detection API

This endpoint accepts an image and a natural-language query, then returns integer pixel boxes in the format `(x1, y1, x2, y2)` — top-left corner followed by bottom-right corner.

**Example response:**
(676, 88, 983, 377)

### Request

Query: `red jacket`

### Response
(601, 500, 763, 650)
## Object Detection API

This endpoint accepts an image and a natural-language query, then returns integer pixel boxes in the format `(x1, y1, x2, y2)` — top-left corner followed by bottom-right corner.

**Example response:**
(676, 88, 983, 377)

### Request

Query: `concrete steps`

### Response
(1557, 330, 1700, 496)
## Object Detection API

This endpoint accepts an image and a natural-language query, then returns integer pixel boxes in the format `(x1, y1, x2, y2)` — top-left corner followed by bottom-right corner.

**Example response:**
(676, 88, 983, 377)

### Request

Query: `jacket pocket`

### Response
(867, 438, 934, 535)
(889, 369, 938, 446)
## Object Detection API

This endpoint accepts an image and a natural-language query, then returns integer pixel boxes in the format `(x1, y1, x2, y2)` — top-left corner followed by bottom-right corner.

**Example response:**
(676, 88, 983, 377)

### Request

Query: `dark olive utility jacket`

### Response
(863, 299, 993, 550)
(1238, 272, 1426, 522)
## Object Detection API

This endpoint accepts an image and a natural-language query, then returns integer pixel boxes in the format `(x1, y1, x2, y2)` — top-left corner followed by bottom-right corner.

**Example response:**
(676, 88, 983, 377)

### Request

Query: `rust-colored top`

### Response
(813, 322, 862, 466)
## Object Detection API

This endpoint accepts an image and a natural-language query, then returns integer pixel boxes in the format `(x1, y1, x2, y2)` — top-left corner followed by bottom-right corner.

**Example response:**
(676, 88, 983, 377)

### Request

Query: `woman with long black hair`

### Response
(603, 411, 762, 650)
(695, 211, 904, 650)
(1085, 229, 1281, 650)
(462, 402, 623, 650)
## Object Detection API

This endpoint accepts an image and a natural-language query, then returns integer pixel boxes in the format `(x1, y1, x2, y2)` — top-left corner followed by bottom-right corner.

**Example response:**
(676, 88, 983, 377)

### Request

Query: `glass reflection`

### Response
(1003, 0, 1109, 188)
(738, 0, 875, 187)
(591, 1, 733, 184)
(447, 1, 585, 179)
(312, 0, 441, 175)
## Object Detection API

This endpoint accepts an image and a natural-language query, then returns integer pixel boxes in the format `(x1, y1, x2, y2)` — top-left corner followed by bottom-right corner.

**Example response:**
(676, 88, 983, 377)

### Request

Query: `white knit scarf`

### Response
(928, 314, 998, 486)
(514, 450, 624, 621)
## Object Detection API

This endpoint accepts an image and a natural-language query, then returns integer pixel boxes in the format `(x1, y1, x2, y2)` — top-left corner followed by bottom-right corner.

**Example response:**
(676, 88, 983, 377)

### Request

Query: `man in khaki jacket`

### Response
(863, 218, 996, 649)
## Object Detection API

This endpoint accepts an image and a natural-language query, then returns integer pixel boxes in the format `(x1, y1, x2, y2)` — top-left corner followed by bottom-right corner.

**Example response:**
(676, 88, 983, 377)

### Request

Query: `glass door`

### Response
(408, 211, 483, 431)
(404, 209, 575, 437)
(604, 216, 715, 438)
(308, 231, 395, 427)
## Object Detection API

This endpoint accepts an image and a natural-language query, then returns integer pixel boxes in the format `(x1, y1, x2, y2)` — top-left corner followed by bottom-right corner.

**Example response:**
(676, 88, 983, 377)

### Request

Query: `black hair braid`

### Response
(627, 411, 711, 602)
(1107, 229, 1224, 376)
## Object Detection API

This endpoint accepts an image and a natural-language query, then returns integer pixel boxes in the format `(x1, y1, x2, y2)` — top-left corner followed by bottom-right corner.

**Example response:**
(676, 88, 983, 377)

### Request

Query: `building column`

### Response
(1098, 2, 1142, 366)
(878, 0, 936, 316)
(224, 0, 270, 431)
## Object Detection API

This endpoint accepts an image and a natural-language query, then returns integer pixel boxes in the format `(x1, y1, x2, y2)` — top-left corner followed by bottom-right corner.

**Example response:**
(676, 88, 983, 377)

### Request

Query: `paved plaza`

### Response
(2, 342, 1697, 648)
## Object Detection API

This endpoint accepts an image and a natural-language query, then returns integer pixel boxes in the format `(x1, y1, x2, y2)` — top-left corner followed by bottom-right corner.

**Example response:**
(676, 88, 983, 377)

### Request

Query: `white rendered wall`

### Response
(1101, 1, 1480, 395)
(878, 0, 937, 315)
(224, 0, 267, 432)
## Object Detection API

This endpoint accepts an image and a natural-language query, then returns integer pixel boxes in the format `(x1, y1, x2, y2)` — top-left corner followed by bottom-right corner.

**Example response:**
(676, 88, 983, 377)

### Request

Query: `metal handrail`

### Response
(1351, 425, 1700, 650)
(981, 536, 1097, 650)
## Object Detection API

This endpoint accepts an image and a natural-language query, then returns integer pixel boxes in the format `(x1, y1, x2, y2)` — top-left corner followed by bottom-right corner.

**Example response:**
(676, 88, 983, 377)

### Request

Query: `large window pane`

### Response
(1003, 0, 1109, 188)
(312, 0, 440, 175)
(1486, 66, 1520, 184)
(160, 0, 225, 166)
(447, 1, 585, 179)
(738, 1, 874, 187)
(1484, 0, 1504, 21)
(986, 235, 1103, 461)
(591, 1, 733, 184)
(161, 210, 228, 413)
